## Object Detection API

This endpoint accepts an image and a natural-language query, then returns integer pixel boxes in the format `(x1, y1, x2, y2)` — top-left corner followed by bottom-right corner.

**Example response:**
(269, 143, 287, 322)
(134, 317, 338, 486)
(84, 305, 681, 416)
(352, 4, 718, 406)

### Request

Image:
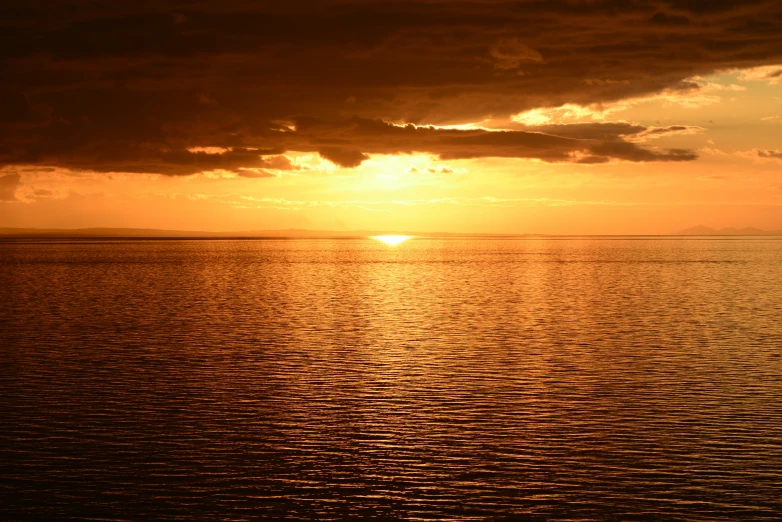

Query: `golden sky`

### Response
(1, 1, 781, 234)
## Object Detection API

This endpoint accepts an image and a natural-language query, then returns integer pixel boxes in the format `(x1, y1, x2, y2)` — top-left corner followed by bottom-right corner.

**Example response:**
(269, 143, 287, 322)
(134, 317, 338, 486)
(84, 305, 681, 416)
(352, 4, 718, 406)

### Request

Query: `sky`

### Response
(1, 0, 781, 234)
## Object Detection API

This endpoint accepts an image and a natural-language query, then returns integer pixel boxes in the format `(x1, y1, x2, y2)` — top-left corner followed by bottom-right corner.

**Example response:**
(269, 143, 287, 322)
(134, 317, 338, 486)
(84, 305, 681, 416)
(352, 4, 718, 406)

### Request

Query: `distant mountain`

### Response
(676, 225, 782, 236)
(0, 227, 214, 237)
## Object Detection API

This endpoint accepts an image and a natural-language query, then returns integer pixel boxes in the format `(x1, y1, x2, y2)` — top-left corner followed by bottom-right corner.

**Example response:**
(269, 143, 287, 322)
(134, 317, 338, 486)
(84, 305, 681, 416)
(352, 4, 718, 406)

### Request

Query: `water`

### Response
(1, 237, 781, 520)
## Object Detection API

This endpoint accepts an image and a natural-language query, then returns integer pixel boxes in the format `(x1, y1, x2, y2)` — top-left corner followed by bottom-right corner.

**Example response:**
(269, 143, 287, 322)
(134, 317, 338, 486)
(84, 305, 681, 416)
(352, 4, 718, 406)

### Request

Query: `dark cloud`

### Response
(515, 122, 648, 140)
(757, 150, 782, 159)
(318, 148, 371, 168)
(155, 149, 292, 176)
(640, 126, 694, 135)
(0, 173, 21, 201)
(295, 119, 698, 164)
(576, 156, 610, 164)
(490, 38, 544, 69)
(508, 121, 699, 141)
(587, 142, 696, 162)
(7, 143, 293, 176)
(648, 12, 691, 26)
(1, 0, 781, 174)
(633, 125, 705, 140)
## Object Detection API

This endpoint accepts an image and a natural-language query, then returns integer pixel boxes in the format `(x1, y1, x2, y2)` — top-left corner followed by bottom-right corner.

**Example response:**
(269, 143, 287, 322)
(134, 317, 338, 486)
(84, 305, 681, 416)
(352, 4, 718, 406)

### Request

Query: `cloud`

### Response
(515, 122, 646, 140)
(301, 118, 698, 164)
(757, 150, 782, 160)
(0, 173, 21, 201)
(153, 149, 291, 175)
(632, 125, 706, 141)
(1, 145, 293, 176)
(737, 65, 782, 84)
(511, 83, 724, 125)
(587, 142, 696, 163)
(236, 169, 276, 179)
(699, 146, 729, 156)
(489, 38, 544, 70)
(576, 155, 611, 164)
(0, 116, 702, 172)
(406, 164, 460, 174)
(1, 0, 781, 175)
(648, 12, 691, 26)
(738, 148, 782, 163)
(199, 193, 633, 211)
(318, 148, 371, 168)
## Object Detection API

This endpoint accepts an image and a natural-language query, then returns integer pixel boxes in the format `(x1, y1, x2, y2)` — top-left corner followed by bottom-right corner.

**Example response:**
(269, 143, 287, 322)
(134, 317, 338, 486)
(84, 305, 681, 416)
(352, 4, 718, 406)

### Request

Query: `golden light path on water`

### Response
(370, 235, 413, 246)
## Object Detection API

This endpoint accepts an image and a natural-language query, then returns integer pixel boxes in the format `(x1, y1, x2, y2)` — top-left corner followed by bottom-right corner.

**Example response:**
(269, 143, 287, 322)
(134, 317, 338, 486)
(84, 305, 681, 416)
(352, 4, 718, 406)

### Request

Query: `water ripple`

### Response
(1, 238, 781, 520)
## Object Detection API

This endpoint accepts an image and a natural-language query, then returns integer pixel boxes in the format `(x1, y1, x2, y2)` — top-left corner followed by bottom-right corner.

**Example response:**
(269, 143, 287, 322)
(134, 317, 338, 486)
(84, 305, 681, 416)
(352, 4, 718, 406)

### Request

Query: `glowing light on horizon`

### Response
(371, 235, 413, 246)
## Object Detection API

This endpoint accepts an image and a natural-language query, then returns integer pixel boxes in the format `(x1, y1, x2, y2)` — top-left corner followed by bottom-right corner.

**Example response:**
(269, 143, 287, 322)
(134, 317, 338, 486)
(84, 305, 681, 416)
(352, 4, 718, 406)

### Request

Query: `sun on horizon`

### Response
(370, 235, 413, 246)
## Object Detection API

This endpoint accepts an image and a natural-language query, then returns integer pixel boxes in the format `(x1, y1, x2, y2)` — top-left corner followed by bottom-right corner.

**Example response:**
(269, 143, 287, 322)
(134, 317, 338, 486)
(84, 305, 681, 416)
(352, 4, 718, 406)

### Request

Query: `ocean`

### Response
(2, 237, 781, 520)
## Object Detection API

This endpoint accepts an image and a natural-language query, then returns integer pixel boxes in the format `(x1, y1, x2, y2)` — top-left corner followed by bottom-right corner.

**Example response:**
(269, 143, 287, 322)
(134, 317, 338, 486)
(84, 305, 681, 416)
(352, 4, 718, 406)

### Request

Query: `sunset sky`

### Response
(1, 0, 781, 234)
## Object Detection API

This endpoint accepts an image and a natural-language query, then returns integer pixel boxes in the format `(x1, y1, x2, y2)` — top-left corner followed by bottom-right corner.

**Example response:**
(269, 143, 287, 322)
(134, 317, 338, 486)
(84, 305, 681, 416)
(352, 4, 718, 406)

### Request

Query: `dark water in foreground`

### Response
(1, 238, 781, 521)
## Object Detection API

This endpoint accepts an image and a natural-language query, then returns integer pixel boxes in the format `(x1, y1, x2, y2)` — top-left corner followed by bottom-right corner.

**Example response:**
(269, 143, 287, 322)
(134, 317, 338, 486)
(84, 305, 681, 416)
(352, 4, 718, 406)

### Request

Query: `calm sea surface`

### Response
(1, 238, 781, 521)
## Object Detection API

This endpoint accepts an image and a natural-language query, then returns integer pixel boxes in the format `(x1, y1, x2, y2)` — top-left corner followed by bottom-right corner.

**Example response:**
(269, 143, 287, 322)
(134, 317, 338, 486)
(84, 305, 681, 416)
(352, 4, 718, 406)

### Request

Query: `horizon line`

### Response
(2, 226, 782, 239)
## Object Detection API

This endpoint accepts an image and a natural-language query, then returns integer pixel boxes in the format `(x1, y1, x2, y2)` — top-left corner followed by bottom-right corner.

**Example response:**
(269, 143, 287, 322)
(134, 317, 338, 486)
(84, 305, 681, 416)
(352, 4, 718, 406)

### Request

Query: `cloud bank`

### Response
(2, 0, 782, 175)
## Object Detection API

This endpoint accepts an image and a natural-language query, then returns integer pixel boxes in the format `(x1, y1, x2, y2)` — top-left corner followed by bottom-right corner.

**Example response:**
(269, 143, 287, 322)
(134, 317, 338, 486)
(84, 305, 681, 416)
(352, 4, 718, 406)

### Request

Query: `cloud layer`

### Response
(2, 0, 782, 174)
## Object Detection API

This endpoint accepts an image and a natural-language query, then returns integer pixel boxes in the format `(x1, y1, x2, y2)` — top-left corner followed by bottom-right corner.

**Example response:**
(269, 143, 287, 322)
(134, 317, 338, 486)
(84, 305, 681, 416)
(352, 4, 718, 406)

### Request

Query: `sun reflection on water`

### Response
(370, 235, 413, 246)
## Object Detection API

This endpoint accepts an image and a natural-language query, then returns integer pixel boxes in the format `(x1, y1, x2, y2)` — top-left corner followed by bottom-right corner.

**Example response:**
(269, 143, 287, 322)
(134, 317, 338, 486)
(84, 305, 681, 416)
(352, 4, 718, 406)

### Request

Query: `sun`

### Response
(370, 235, 413, 246)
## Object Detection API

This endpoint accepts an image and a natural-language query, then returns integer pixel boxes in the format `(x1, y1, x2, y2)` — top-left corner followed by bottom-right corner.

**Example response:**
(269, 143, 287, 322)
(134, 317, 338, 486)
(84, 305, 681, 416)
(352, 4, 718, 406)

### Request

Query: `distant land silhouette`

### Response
(676, 226, 782, 236)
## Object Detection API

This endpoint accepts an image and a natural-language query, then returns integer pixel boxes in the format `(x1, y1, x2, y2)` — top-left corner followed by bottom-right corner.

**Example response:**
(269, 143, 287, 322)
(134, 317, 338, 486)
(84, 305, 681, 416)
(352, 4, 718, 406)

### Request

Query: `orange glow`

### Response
(371, 235, 413, 246)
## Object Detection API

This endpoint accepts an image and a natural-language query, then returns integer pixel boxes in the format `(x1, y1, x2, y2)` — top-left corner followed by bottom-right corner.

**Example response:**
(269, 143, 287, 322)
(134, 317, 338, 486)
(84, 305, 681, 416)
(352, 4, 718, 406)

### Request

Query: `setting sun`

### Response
(370, 235, 413, 246)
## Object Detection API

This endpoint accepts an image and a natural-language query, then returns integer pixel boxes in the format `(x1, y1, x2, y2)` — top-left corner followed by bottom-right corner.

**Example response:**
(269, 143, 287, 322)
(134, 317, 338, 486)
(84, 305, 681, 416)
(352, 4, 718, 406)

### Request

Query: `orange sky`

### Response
(1, 1, 781, 234)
